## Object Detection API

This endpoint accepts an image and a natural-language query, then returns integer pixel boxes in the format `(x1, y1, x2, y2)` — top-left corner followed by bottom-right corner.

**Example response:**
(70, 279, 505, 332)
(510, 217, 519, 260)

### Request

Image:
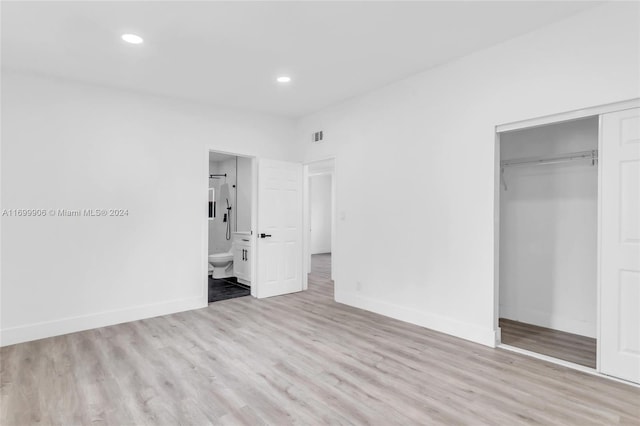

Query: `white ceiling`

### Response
(1, 1, 600, 118)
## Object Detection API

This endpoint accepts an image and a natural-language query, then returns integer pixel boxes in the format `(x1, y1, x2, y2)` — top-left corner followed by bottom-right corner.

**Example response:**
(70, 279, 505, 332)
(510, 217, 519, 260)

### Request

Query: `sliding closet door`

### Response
(600, 108, 640, 384)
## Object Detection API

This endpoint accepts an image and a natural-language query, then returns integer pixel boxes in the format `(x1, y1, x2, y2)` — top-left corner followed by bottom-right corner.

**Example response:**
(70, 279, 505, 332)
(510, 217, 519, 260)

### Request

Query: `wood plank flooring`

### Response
(2, 254, 639, 425)
(310, 252, 332, 281)
(500, 318, 597, 369)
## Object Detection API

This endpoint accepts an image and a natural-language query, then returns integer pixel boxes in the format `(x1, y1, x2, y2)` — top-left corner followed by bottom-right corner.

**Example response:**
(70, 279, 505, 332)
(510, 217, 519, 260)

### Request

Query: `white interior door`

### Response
(256, 159, 303, 298)
(600, 107, 640, 384)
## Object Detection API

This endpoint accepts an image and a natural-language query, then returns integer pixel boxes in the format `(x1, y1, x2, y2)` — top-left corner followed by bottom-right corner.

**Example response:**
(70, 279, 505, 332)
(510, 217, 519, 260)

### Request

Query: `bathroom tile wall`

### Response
(209, 158, 237, 253)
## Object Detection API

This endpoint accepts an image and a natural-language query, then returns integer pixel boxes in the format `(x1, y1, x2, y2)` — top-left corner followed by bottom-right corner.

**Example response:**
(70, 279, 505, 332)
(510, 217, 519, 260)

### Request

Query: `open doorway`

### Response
(305, 159, 335, 298)
(497, 117, 599, 368)
(207, 150, 255, 303)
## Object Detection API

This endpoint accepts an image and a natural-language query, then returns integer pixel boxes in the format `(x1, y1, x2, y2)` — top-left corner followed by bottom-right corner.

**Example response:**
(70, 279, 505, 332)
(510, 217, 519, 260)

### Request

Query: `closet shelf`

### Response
(500, 149, 598, 191)
(501, 149, 598, 168)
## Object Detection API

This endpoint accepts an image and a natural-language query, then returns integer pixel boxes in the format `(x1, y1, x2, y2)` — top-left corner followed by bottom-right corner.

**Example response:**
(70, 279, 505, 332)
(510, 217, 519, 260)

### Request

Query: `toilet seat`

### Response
(209, 252, 233, 261)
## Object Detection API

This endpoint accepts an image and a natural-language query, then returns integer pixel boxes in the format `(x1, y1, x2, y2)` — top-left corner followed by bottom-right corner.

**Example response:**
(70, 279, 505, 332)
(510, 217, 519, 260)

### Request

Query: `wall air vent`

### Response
(312, 131, 324, 143)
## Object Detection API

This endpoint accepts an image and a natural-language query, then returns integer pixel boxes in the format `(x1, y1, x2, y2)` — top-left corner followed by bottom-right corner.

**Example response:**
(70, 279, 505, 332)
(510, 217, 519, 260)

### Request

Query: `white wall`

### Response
(310, 174, 332, 254)
(499, 117, 598, 338)
(295, 2, 640, 346)
(236, 156, 252, 232)
(209, 158, 237, 254)
(0, 72, 296, 346)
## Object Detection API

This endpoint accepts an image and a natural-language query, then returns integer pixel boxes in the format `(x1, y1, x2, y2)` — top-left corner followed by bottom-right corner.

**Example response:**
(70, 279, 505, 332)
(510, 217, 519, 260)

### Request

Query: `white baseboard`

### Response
(0, 296, 206, 347)
(336, 291, 497, 347)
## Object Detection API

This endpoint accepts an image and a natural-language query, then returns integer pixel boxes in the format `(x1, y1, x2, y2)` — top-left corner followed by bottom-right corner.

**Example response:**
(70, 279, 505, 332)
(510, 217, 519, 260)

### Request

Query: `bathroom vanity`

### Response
(233, 232, 252, 286)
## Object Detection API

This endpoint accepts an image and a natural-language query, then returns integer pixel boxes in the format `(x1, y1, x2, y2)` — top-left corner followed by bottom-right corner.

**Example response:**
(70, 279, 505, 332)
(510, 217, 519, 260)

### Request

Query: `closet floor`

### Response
(499, 318, 596, 368)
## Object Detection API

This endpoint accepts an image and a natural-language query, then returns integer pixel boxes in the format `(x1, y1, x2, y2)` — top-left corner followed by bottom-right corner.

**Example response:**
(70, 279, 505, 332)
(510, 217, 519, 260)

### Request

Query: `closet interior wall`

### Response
(499, 117, 599, 338)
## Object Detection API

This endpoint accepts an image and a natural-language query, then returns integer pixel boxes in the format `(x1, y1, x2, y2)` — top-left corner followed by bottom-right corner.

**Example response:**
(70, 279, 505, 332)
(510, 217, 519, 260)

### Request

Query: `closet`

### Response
(497, 106, 640, 385)
(499, 117, 599, 368)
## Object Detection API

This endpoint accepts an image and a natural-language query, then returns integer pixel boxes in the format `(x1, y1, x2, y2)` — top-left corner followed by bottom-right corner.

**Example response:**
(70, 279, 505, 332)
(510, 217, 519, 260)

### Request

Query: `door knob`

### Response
(260, 233, 272, 238)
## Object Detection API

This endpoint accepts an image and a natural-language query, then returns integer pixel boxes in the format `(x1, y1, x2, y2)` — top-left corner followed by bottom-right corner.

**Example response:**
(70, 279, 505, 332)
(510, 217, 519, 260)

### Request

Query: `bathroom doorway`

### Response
(207, 150, 256, 303)
(304, 158, 336, 297)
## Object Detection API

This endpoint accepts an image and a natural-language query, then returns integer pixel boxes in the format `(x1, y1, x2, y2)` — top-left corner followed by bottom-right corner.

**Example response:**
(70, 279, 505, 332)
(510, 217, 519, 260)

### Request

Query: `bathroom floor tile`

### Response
(208, 277, 250, 303)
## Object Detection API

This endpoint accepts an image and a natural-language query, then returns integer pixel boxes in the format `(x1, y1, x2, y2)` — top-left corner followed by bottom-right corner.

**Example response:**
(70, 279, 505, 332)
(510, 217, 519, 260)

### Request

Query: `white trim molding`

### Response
(497, 98, 640, 133)
(336, 290, 498, 348)
(0, 296, 205, 347)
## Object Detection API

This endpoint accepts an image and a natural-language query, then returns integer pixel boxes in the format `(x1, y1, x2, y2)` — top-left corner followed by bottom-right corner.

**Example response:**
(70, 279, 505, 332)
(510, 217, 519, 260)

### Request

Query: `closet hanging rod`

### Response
(501, 150, 598, 168)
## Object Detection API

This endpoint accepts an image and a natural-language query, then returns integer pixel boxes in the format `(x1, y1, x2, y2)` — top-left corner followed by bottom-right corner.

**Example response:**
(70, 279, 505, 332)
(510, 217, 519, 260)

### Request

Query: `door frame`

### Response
(303, 157, 336, 291)
(493, 98, 640, 375)
(203, 147, 258, 303)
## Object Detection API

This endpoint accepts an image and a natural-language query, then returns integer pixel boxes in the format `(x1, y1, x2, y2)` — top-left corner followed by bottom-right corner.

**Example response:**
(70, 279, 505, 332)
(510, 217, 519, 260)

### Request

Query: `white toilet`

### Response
(208, 252, 234, 279)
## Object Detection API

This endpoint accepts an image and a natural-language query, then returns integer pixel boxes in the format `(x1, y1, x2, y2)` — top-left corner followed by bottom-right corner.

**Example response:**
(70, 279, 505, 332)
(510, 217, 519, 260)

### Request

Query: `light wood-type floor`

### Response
(500, 318, 597, 369)
(2, 254, 639, 425)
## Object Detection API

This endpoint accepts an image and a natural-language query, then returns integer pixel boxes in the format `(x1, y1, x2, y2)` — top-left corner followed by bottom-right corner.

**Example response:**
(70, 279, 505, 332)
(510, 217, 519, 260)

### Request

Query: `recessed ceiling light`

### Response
(276, 76, 291, 83)
(121, 34, 144, 44)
